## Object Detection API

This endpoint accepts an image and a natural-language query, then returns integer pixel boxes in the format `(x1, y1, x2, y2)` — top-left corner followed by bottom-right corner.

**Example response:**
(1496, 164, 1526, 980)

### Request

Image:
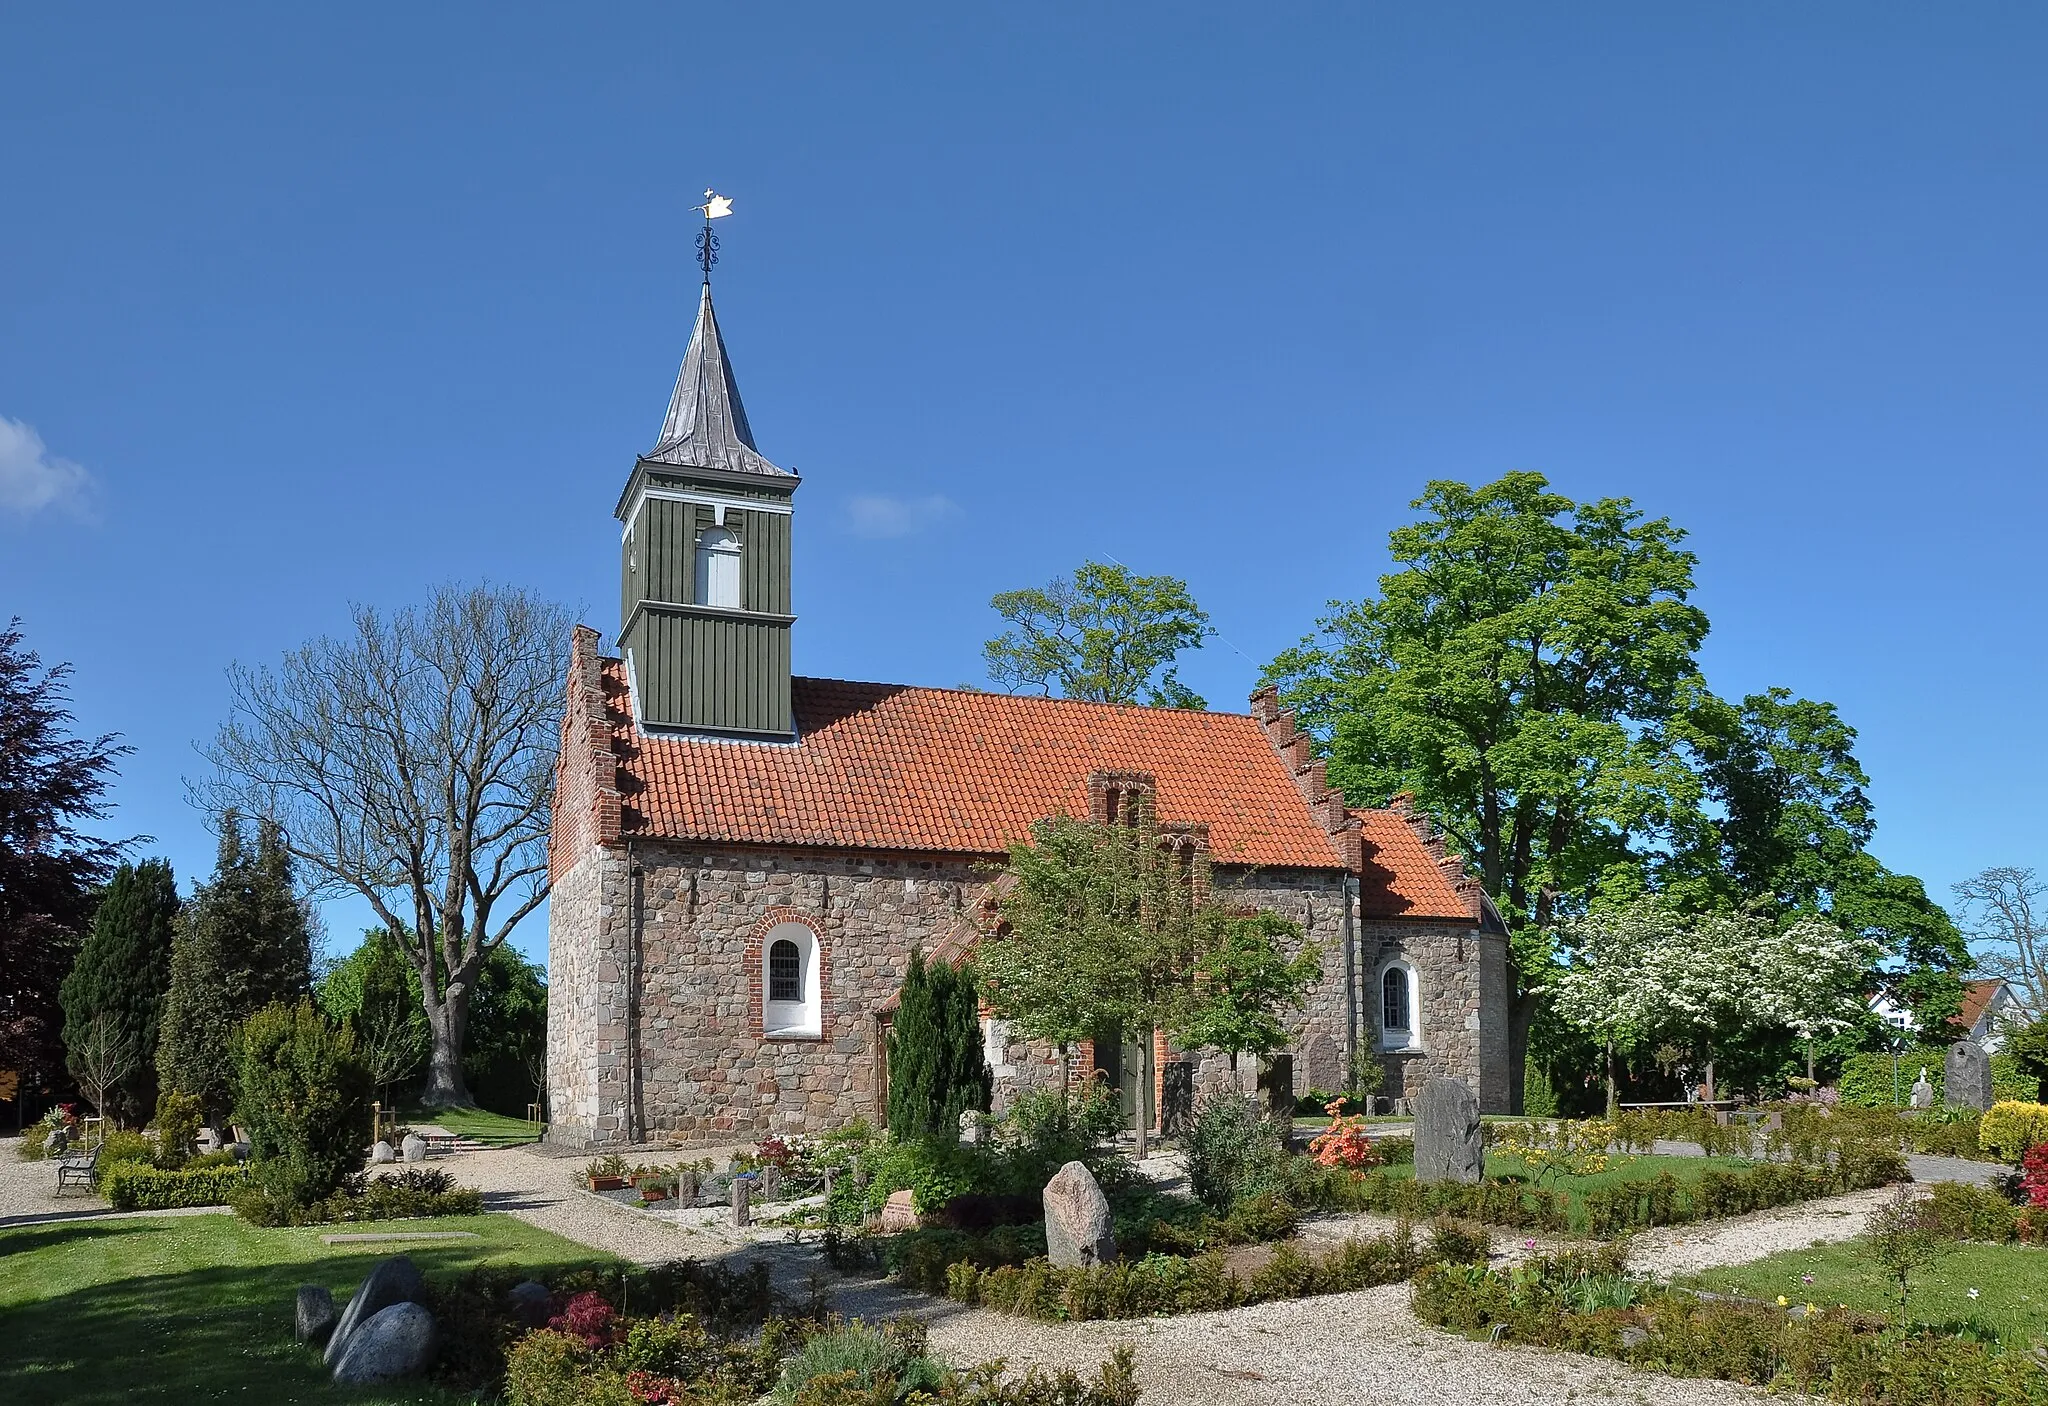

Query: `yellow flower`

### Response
(1776, 1295, 1789, 1307)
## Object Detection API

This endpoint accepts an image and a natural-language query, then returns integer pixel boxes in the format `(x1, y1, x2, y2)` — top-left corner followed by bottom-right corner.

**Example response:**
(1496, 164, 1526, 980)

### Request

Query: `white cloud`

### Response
(0, 416, 95, 519)
(845, 493, 961, 539)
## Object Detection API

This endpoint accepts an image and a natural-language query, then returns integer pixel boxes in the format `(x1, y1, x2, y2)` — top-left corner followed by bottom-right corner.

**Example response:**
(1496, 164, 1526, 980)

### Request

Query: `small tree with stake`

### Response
(70, 1013, 137, 1131)
(1862, 1185, 1957, 1323)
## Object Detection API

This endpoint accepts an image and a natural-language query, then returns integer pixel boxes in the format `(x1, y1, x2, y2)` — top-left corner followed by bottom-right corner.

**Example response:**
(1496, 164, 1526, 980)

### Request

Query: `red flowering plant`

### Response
(548, 1291, 618, 1350)
(1307, 1099, 1383, 1175)
(2021, 1143, 2048, 1209)
(625, 1369, 688, 1404)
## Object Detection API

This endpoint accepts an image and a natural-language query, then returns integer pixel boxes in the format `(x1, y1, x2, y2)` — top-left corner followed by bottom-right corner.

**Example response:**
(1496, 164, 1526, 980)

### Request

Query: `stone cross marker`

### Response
(1946, 1040, 1993, 1112)
(1909, 1067, 1935, 1110)
(1414, 1076, 1484, 1184)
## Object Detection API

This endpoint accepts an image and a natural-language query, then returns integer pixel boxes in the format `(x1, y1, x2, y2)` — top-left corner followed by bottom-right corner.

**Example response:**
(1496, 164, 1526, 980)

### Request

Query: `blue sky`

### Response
(4, 5, 2045, 967)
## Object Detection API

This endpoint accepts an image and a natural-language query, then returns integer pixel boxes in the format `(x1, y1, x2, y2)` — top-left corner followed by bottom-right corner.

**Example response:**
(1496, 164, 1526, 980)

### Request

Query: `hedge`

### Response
(101, 1160, 251, 1210)
(1837, 1050, 2033, 1109)
(1412, 1253, 2047, 1405)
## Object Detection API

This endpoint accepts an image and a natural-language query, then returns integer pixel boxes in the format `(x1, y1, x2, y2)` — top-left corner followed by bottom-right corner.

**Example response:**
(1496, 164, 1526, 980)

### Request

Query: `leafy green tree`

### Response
(1170, 909, 1322, 1073)
(985, 815, 1308, 1154)
(1265, 473, 1709, 1103)
(59, 859, 179, 1123)
(463, 944, 548, 1115)
(156, 812, 315, 1118)
(984, 561, 1213, 708)
(0, 619, 130, 1085)
(1671, 689, 1968, 1038)
(887, 950, 992, 1141)
(235, 1000, 370, 1210)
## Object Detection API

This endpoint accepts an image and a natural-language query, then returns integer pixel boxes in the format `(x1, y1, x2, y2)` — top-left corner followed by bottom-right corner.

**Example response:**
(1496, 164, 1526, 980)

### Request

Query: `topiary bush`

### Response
(151, 1089, 203, 1171)
(232, 1000, 371, 1217)
(102, 1160, 250, 1210)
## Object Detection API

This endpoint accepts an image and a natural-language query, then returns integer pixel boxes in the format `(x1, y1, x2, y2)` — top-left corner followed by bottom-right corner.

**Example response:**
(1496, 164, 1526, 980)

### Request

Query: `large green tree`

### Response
(156, 812, 314, 1116)
(0, 619, 129, 1089)
(1265, 473, 1709, 1104)
(984, 561, 1213, 708)
(59, 858, 179, 1123)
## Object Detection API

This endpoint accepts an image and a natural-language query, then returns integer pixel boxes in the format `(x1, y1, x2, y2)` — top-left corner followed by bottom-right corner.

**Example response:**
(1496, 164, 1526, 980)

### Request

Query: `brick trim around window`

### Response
(746, 907, 830, 1041)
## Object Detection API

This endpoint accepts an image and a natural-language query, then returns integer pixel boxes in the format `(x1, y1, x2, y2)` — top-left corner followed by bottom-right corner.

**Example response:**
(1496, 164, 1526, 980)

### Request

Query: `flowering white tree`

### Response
(1550, 900, 1676, 1116)
(1751, 914, 1879, 1081)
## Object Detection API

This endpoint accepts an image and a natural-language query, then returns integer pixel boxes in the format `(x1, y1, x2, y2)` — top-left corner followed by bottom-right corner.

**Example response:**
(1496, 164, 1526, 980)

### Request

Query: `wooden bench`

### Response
(55, 1143, 100, 1197)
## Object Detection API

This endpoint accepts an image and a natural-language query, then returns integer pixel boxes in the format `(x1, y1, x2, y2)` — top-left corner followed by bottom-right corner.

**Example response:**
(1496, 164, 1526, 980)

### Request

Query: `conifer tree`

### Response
(887, 951, 991, 1141)
(59, 859, 179, 1123)
(156, 812, 315, 1117)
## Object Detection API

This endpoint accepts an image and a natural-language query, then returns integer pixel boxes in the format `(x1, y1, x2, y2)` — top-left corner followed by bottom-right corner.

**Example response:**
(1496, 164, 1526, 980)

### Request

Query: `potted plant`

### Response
(585, 1153, 630, 1192)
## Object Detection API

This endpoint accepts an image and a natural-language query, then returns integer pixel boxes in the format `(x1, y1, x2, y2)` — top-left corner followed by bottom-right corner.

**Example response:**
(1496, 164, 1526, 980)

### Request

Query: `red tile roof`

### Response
(1961, 978, 2007, 1033)
(1354, 809, 1478, 922)
(604, 667, 1348, 869)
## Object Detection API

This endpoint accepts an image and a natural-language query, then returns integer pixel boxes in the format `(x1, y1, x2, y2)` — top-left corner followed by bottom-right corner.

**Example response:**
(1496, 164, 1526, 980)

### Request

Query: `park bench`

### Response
(55, 1142, 100, 1197)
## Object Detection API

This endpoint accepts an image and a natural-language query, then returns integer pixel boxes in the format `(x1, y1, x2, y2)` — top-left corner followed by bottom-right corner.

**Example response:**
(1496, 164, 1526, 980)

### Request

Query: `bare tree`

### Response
(71, 1013, 137, 1127)
(1955, 867, 2048, 1022)
(197, 584, 569, 1107)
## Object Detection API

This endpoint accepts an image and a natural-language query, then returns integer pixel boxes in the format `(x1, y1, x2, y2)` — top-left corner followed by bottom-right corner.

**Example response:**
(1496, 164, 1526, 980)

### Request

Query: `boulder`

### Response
(877, 1188, 918, 1232)
(1042, 1160, 1117, 1267)
(1414, 1077, 1484, 1185)
(506, 1280, 553, 1330)
(330, 1301, 438, 1384)
(294, 1284, 337, 1346)
(323, 1255, 427, 1367)
(401, 1133, 428, 1163)
(1946, 1041, 1993, 1113)
(370, 1140, 397, 1164)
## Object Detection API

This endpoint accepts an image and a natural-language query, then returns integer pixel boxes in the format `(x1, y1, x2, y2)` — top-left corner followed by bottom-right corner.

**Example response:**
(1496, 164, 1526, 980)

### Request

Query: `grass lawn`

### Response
(1370, 1151, 1755, 1232)
(395, 1103, 543, 1148)
(0, 1212, 617, 1406)
(1684, 1238, 2048, 1347)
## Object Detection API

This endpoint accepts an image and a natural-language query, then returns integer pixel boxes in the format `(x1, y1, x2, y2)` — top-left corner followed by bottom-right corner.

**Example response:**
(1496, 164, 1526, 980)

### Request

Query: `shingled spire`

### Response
(647, 283, 789, 477)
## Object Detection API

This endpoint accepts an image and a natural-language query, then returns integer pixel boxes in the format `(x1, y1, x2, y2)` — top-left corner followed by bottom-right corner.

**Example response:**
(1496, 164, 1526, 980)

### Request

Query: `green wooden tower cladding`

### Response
(615, 281, 798, 738)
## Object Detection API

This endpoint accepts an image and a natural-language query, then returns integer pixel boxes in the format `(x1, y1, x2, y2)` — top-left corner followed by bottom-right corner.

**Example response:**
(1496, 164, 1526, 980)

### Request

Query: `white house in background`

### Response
(1868, 977, 2018, 1051)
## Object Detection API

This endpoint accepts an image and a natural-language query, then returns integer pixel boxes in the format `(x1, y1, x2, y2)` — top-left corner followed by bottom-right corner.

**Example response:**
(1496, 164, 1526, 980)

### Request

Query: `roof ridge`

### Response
(789, 675, 1261, 721)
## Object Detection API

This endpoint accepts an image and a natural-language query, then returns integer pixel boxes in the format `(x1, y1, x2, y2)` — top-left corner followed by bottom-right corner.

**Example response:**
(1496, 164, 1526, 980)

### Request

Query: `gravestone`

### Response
(760, 1166, 782, 1203)
(295, 1284, 337, 1345)
(400, 1133, 427, 1163)
(1300, 1033, 1343, 1094)
(677, 1168, 699, 1205)
(324, 1256, 427, 1368)
(371, 1140, 397, 1164)
(330, 1301, 438, 1384)
(730, 1177, 751, 1227)
(1909, 1068, 1935, 1110)
(1042, 1161, 1117, 1267)
(878, 1188, 919, 1231)
(1946, 1041, 1993, 1112)
(1256, 1053, 1295, 1124)
(1158, 1062, 1195, 1138)
(1414, 1077, 1484, 1184)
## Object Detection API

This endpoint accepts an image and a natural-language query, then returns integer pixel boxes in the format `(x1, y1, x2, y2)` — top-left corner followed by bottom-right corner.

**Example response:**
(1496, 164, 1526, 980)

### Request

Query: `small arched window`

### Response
(761, 921, 821, 1038)
(695, 527, 742, 609)
(768, 939, 801, 1002)
(1379, 962, 1420, 1051)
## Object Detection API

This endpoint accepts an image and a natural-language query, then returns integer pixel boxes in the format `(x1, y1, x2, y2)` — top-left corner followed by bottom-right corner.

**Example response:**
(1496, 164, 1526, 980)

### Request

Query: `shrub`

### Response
(1924, 1180, 2020, 1242)
(1838, 1051, 1939, 1108)
(18, 1107, 72, 1160)
(234, 1000, 371, 1211)
(773, 1321, 945, 1405)
(1183, 1089, 1286, 1212)
(92, 1131, 155, 1190)
(235, 1167, 482, 1225)
(151, 1089, 203, 1170)
(1981, 1101, 2048, 1162)
(885, 949, 990, 1142)
(102, 1159, 250, 1210)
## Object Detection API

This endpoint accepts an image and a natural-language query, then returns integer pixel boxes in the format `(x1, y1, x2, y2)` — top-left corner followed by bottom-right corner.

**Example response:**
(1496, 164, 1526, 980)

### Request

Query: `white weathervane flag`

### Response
(699, 189, 734, 219)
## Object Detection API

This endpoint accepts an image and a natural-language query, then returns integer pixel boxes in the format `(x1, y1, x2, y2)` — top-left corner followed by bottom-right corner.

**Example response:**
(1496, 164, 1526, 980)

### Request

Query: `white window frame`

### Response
(762, 921, 821, 1038)
(1377, 959, 1422, 1053)
(695, 527, 742, 609)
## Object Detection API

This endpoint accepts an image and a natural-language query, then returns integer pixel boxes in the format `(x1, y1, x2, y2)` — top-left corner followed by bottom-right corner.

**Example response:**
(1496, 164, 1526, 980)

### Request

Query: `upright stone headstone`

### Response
(1946, 1041, 1993, 1112)
(1158, 1061, 1195, 1138)
(295, 1284, 337, 1345)
(1042, 1161, 1117, 1267)
(1414, 1077, 1484, 1185)
(878, 1188, 919, 1231)
(677, 1168, 699, 1205)
(1256, 1053, 1295, 1125)
(730, 1176, 752, 1227)
(1909, 1067, 1936, 1110)
(760, 1165, 782, 1203)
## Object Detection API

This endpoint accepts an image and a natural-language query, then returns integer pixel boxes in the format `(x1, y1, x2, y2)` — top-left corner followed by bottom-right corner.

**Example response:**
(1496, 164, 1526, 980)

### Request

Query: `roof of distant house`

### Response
(1961, 977, 2009, 1032)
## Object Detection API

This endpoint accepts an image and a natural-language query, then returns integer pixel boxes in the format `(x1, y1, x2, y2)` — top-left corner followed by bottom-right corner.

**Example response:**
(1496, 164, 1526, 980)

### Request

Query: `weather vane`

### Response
(696, 189, 734, 280)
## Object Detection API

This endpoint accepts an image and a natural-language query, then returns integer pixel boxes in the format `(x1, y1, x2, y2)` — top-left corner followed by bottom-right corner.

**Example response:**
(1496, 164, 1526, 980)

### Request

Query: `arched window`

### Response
(761, 921, 821, 1038)
(1379, 961, 1420, 1052)
(695, 527, 742, 609)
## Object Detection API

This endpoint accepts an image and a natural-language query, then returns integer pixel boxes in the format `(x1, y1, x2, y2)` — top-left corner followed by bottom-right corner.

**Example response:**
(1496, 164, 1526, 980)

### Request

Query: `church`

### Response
(544, 271, 1513, 1149)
